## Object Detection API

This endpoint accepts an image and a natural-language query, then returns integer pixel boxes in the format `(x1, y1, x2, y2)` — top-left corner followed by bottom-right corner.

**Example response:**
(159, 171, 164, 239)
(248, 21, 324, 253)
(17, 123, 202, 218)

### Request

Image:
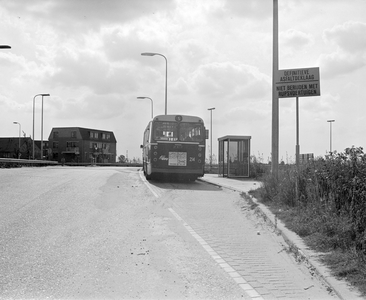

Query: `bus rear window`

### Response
(153, 121, 204, 142)
(154, 122, 178, 141)
(179, 123, 203, 142)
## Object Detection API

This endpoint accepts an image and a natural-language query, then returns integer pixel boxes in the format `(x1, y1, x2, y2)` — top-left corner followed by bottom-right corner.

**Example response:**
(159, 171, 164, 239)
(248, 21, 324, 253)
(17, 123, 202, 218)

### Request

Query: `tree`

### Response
(132, 157, 141, 163)
(118, 155, 126, 163)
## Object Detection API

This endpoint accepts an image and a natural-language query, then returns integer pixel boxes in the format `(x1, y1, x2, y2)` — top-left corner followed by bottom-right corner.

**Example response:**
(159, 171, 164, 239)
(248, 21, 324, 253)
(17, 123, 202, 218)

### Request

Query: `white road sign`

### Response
(275, 67, 320, 98)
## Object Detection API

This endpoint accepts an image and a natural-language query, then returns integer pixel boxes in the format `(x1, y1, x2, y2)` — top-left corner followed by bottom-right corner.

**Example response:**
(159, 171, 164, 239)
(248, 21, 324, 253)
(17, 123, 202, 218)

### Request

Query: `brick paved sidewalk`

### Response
(169, 186, 334, 299)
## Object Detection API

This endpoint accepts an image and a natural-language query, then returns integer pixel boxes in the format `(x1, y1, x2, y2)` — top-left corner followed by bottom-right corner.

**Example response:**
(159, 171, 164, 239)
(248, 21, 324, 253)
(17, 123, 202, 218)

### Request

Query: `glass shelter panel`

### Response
(218, 136, 251, 178)
(218, 140, 228, 176)
(228, 141, 238, 177)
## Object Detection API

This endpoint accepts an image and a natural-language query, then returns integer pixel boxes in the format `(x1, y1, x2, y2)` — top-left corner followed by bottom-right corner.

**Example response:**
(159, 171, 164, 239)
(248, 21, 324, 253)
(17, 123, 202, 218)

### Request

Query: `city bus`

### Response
(141, 114, 206, 181)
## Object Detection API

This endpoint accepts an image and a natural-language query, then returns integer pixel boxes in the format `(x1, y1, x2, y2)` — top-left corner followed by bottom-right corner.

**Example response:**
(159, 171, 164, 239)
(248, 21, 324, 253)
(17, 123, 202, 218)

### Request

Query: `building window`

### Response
(106, 133, 110, 140)
(102, 143, 110, 150)
(71, 131, 76, 138)
(102, 133, 106, 139)
(66, 141, 78, 148)
(53, 142, 59, 148)
(89, 131, 99, 139)
(53, 131, 59, 138)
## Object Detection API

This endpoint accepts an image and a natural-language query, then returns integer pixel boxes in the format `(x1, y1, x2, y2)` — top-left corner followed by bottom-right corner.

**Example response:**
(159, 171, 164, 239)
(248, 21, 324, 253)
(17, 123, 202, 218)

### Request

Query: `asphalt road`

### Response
(0, 166, 339, 299)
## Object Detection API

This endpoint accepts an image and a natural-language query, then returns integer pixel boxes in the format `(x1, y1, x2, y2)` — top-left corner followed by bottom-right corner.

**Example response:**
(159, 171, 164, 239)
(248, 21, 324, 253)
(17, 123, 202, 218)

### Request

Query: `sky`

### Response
(0, 0, 365, 163)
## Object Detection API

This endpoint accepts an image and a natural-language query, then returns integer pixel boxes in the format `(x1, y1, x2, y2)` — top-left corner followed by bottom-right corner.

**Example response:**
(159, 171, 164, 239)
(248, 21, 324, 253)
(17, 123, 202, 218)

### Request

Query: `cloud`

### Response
(320, 21, 366, 78)
(44, 49, 140, 95)
(281, 29, 314, 53)
(171, 77, 190, 95)
(0, 0, 175, 31)
(102, 27, 165, 62)
(177, 39, 214, 68)
(324, 21, 366, 53)
(318, 52, 363, 79)
(47, 92, 126, 122)
(218, 0, 272, 20)
(190, 62, 270, 101)
(224, 105, 270, 126)
(301, 92, 339, 116)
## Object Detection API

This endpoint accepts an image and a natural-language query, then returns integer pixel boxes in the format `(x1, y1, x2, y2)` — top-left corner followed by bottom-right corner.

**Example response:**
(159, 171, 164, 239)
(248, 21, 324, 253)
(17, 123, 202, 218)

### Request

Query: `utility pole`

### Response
(271, 0, 279, 176)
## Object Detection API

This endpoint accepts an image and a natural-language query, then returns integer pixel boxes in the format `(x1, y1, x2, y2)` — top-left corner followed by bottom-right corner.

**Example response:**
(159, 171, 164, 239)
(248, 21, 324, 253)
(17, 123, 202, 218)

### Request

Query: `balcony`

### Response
(62, 147, 80, 154)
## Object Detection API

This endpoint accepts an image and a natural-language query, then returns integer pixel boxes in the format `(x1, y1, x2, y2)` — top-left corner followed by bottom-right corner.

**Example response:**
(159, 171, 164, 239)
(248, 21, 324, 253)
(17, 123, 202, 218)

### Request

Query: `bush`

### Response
(259, 146, 366, 263)
(250, 155, 268, 179)
(255, 147, 366, 294)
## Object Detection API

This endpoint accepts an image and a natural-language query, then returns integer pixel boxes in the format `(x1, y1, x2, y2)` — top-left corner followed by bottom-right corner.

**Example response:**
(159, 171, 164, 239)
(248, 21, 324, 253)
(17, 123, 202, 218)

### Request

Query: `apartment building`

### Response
(48, 127, 117, 163)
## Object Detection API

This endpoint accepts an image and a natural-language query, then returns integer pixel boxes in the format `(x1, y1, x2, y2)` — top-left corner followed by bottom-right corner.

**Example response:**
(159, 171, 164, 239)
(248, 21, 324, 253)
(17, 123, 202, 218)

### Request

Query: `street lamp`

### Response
(32, 93, 50, 159)
(137, 97, 154, 119)
(208, 107, 215, 172)
(141, 52, 168, 115)
(0, 45, 11, 49)
(327, 120, 335, 153)
(13, 122, 21, 159)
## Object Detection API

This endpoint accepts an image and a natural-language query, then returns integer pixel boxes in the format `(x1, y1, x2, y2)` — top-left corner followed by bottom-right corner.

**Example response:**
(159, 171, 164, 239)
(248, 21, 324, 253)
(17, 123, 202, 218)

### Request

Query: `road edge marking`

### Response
(168, 207, 264, 300)
(139, 170, 160, 198)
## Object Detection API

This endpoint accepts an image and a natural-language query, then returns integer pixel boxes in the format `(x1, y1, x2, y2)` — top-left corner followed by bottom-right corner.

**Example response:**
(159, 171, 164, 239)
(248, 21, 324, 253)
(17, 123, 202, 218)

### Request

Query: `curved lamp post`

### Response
(141, 52, 167, 115)
(208, 108, 215, 172)
(137, 97, 154, 119)
(13, 122, 21, 159)
(327, 119, 335, 153)
(32, 93, 50, 159)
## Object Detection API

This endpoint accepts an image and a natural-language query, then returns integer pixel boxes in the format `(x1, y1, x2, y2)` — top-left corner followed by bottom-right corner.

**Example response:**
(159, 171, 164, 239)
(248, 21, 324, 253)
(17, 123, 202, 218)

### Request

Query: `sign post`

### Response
(275, 67, 320, 169)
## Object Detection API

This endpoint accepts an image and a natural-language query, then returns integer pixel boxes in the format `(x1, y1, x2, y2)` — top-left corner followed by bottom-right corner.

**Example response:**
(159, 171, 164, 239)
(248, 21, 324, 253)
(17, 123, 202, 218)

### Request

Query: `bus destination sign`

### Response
(275, 67, 320, 98)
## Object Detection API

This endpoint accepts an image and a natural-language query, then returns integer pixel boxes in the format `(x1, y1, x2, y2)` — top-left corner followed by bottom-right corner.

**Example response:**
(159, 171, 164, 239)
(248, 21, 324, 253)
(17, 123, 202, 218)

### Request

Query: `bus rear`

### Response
(142, 115, 206, 181)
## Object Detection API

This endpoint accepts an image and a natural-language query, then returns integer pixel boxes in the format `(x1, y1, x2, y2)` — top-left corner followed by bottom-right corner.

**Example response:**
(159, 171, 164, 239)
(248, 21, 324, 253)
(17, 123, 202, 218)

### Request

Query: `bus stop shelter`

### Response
(218, 135, 251, 178)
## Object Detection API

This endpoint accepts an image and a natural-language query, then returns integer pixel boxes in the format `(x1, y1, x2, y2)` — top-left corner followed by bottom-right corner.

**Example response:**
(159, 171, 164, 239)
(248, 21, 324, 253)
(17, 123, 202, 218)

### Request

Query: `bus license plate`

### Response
(168, 152, 187, 166)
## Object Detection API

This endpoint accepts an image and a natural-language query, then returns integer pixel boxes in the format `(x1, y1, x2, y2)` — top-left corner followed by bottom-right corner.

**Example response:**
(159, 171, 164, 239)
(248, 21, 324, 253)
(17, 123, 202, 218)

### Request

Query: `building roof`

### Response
(49, 127, 117, 143)
(218, 135, 251, 141)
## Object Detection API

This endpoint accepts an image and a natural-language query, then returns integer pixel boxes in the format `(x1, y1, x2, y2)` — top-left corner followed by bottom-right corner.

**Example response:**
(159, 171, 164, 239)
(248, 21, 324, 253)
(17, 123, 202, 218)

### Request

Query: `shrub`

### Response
(250, 155, 268, 179)
(260, 146, 366, 260)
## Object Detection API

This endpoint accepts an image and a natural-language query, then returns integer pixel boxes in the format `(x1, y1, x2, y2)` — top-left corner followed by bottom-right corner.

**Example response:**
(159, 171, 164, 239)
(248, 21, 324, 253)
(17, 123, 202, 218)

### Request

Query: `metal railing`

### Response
(0, 158, 58, 167)
(0, 158, 142, 168)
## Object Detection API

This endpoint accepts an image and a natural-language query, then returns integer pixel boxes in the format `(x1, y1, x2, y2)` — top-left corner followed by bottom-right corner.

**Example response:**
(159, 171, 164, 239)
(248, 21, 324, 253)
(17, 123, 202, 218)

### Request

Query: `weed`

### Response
(240, 192, 258, 210)
(255, 146, 366, 295)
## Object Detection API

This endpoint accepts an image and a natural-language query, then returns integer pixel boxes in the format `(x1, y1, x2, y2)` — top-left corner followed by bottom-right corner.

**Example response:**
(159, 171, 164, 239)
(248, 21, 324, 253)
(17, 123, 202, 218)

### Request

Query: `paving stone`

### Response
(170, 184, 339, 300)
